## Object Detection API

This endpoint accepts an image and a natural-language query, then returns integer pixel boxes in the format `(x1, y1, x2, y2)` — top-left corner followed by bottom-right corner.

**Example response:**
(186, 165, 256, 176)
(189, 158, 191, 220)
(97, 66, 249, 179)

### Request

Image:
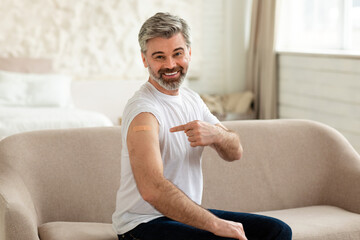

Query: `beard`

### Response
(147, 65, 187, 91)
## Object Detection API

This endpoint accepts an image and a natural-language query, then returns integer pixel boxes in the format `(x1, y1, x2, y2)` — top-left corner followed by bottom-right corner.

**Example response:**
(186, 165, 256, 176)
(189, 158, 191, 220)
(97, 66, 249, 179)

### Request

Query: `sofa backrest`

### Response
(1, 119, 357, 226)
(0, 127, 122, 225)
(202, 120, 358, 212)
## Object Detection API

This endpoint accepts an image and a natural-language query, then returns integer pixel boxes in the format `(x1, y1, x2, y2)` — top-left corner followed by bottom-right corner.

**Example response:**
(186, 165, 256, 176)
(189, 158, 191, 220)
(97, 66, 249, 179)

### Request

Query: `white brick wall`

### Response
(0, 0, 202, 80)
(0, 0, 251, 95)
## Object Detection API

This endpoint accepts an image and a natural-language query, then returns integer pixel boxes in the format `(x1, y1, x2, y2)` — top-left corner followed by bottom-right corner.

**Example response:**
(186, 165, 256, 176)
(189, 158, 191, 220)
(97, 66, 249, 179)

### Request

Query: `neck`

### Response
(148, 78, 180, 96)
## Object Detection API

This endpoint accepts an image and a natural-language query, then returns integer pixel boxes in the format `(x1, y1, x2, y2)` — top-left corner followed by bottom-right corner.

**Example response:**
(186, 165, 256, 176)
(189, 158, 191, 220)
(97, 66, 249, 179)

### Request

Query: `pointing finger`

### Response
(170, 124, 187, 132)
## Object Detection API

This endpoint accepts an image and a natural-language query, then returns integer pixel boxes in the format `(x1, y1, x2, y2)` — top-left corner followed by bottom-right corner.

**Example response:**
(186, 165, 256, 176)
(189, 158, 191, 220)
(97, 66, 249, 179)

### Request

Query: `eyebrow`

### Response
(174, 47, 185, 52)
(151, 51, 164, 57)
(151, 47, 185, 57)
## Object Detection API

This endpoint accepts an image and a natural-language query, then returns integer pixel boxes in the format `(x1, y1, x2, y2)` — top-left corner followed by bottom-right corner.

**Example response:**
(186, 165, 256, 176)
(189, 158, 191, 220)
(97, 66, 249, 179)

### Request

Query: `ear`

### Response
(141, 52, 148, 68)
(188, 47, 192, 61)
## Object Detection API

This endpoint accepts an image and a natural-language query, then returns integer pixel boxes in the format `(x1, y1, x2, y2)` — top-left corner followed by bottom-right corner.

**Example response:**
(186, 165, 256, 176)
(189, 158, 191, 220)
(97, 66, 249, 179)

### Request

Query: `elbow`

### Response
(135, 175, 170, 206)
(230, 134, 243, 161)
(237, 144, 244, 160)
(137, 180, 165, 205)
(229, 144, 243, 162)
(234, 148, 243, 161)
(138, 187, 159, 205)
(235, 148, 243, 161)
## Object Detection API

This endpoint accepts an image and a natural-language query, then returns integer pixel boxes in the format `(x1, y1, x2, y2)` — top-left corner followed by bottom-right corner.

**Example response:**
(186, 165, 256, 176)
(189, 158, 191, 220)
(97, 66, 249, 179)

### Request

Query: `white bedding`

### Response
(0, 106, 113, 140)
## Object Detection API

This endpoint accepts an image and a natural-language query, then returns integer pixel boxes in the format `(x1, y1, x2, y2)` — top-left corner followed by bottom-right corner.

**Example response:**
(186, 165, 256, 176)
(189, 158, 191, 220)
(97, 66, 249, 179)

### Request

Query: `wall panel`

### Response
(278, 52, 360, 153)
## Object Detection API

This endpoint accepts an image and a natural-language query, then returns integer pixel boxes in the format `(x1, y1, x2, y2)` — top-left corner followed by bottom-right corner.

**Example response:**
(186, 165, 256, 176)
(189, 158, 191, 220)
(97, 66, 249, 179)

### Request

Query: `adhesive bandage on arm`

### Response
(133, 125, 152, 132)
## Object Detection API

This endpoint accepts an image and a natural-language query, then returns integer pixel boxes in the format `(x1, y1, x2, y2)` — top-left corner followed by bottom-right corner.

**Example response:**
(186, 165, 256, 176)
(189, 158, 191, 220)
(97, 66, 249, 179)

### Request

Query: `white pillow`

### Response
(0, 70, 73, 107)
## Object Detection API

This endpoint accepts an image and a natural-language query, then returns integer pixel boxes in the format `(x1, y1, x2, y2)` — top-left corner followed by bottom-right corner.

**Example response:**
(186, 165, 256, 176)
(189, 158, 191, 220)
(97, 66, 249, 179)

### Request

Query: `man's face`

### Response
(141, 33, 191, 91)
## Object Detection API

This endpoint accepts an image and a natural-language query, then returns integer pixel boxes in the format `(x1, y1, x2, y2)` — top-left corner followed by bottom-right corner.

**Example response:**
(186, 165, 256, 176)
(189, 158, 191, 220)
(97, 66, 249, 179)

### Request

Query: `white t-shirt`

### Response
(112, 82, 220, 234)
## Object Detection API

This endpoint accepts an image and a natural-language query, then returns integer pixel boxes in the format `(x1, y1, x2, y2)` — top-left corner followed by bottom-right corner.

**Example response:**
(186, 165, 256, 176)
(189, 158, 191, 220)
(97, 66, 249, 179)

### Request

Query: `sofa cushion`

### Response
(257, 205, 360, 240)
(38, 222, 117, 240)
(38, 206, 360, 240)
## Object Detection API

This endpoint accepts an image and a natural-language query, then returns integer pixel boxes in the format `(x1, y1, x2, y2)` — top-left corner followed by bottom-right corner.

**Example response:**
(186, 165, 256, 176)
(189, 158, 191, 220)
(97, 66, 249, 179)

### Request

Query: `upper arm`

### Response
(127, 112, 163, 200)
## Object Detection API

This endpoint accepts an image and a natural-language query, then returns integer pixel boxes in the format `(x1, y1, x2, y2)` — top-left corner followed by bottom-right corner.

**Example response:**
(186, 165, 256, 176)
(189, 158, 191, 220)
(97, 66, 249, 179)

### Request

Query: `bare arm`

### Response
(211, 123, 243, 161)
(170, 121, 243, 161)
(128, 113, 246, 240)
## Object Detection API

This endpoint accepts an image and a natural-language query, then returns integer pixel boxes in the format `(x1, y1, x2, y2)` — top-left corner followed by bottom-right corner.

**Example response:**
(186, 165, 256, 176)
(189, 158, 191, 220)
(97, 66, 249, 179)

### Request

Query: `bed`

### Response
(0, 58, 113, 140)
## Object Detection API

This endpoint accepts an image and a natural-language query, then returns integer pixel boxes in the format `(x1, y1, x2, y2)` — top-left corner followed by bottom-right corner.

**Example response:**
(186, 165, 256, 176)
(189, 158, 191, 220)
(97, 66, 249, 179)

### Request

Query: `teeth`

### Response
(164, 72, 178, 76)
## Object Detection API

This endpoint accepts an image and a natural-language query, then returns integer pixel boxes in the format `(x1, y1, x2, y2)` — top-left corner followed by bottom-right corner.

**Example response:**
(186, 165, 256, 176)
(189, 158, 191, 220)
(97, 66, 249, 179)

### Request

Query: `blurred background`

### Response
(0, 0, 359, 153)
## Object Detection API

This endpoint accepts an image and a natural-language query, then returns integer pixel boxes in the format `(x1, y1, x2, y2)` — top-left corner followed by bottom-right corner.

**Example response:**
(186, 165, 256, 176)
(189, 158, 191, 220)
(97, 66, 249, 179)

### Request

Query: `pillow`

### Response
(200, 94, 225, 115)
(222, 91, 254, 113)
(0, 70, 73, 107)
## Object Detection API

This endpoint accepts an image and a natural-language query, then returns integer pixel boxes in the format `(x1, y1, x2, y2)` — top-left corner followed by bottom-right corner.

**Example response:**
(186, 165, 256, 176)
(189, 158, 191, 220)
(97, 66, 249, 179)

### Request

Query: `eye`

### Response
(154, 55, 165, 60)
(174, 52, 183, 57)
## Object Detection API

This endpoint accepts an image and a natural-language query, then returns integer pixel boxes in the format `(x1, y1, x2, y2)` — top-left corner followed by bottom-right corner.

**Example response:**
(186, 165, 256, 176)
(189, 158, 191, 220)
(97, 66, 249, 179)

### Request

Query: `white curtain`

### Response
(245, 0, 278, 119)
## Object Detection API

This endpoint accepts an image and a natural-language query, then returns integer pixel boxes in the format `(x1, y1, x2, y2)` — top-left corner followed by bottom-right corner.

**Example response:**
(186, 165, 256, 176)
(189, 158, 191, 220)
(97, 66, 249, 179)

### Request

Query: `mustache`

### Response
(158, 66, 183, 74)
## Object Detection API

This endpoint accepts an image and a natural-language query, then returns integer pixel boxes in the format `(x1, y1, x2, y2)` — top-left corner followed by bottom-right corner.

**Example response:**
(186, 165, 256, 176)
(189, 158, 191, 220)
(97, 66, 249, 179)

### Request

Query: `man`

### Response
(112, 12, 292, 240)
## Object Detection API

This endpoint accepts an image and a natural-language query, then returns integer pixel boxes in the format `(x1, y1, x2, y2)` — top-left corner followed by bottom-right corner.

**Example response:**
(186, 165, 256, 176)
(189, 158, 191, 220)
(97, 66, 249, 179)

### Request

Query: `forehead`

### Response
(146, 33, 188, 54)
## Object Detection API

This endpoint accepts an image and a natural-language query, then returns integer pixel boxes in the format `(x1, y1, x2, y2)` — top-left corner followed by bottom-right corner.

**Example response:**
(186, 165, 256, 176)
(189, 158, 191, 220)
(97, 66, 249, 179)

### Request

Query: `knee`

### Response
(274, 220, 292, 240)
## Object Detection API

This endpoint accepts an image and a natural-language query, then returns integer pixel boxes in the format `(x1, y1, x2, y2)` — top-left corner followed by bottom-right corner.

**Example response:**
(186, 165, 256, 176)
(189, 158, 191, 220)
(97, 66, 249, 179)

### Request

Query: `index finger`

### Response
(170, 124, 187, 133)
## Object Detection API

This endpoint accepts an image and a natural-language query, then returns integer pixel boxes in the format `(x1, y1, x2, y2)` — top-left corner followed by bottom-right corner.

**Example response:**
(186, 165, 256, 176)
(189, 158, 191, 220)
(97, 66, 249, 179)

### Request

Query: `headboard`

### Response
(0, 57, 144, 124)
(0, 58, 52, 73)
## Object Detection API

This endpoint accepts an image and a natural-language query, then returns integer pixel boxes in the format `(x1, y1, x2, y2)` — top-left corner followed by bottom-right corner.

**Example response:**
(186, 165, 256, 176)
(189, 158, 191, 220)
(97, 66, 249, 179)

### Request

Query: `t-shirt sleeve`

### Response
(121, 99, 162, 142)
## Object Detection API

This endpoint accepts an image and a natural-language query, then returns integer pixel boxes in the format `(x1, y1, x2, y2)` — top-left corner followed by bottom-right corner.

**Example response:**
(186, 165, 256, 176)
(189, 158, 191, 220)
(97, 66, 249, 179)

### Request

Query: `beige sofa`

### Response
(1, 119, 359, 240)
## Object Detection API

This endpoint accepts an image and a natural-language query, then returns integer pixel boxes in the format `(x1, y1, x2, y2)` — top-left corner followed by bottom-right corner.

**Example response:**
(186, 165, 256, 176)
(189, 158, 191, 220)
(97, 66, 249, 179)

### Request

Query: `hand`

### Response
(170, 120, 220, 147)
(211, 219, 247, 240)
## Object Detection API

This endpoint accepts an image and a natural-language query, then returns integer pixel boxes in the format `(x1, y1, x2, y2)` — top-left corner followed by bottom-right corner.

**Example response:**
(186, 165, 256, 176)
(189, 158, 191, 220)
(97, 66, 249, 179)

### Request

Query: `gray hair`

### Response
(138, 12, 191, 53)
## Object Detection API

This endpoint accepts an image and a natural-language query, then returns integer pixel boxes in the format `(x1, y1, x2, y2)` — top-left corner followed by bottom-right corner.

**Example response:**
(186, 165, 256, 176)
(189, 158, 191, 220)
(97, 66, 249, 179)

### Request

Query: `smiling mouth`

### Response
(163, 71, 179, 76)
(159, 67, 183, 77)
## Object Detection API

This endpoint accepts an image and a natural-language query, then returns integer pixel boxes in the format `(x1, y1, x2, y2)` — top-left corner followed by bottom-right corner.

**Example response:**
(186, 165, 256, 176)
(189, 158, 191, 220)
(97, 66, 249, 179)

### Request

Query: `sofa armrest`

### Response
(326, 156, 360, 214)
(0, 165, 39, 240)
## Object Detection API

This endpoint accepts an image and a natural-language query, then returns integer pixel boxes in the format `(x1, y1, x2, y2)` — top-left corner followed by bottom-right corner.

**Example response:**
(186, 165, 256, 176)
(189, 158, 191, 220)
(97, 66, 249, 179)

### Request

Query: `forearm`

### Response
(146, 178, 247, 239)
(211, 126, 243, 161)
(146, 178, 218, 232)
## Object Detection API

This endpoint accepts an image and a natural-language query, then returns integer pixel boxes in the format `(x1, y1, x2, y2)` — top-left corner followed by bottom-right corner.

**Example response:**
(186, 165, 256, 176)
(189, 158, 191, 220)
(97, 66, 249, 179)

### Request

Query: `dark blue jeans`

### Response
(118, 209, 292, 240)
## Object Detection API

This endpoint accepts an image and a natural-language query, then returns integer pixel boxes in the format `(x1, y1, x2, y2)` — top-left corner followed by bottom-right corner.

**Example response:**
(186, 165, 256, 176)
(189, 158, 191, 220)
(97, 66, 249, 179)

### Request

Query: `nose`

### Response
(164, 57, 176, 69)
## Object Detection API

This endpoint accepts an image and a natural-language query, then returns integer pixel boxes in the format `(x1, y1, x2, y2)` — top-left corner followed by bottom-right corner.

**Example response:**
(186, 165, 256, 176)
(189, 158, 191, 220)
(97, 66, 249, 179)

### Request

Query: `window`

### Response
(277, 0, 360, 53)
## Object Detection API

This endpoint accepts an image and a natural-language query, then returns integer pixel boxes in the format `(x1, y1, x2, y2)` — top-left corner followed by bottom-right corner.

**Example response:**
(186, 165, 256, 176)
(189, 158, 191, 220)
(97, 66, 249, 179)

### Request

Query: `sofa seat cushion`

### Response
(257, 205, 360, 240)
(37, 206, 360, 240)
(38, 222, 117, 240)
